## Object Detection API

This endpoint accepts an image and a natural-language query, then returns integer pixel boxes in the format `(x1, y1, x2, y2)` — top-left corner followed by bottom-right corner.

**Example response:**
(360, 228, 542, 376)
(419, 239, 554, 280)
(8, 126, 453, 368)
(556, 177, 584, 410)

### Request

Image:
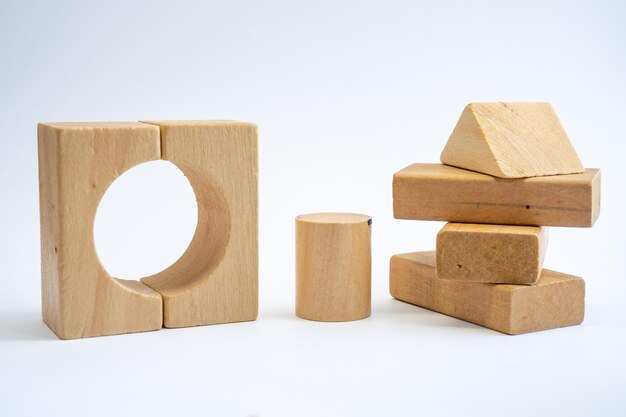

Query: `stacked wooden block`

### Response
(390, 103, 601, 335)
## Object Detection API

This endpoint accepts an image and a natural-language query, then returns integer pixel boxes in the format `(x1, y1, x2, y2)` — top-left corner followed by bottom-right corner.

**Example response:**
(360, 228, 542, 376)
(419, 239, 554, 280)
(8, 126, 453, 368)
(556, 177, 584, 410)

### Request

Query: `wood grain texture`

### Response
(38, 122, 163, 339)
(436, 223, 547, 285)
(393, 163, 600, 227)
(140, 121, 258, 328)
(296, 213, 371, 322)
(440, 102, 584, 178)
(390, 251, 585, 335)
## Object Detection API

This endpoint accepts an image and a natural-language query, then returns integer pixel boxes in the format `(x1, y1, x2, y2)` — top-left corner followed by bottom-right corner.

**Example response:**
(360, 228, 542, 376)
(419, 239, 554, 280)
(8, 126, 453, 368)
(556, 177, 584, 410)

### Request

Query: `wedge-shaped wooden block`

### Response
(436, 223, 547, 285)
(440, 102, 584, 178)
(140, 121, 258, 328)
(38, 122, 163, 339)
(393, 163, 600, 227)
(390, 251, 584, 335)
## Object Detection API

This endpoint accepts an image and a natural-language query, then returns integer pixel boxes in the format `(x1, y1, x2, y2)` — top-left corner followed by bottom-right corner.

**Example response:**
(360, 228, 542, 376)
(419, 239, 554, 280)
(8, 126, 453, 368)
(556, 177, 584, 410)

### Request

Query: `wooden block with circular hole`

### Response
(38, 122, 163, 339)
(436, 223, 548, 285)
(390, 251, 585, 335)
(140, 121, 258, 328)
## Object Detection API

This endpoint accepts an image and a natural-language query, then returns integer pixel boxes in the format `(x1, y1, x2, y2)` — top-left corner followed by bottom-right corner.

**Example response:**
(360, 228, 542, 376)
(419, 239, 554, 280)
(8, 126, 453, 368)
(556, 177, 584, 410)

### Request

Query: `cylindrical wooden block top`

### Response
(295, 212, 372, 322)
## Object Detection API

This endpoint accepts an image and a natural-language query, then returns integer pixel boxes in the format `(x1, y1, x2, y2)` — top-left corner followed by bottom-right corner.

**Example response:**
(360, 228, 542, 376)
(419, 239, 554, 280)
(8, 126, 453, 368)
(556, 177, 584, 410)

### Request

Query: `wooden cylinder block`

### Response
(296, 213, 372, 322)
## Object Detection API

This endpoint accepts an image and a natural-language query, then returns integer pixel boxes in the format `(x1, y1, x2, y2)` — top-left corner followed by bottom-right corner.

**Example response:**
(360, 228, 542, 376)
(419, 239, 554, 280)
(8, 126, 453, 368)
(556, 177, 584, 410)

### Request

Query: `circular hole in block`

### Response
(94, 160, 198, 279)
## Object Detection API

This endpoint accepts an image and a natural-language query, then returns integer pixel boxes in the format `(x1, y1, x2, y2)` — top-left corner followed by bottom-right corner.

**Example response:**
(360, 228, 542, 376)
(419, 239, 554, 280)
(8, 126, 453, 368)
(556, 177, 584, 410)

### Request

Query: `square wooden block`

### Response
(436, 223, 547, 285)
(38, 120, 258, 339)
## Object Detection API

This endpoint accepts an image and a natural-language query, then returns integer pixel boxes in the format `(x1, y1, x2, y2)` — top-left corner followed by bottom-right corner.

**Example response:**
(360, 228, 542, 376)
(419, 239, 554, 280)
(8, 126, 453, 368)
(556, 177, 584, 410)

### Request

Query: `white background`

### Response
(1, 1, 625, 416)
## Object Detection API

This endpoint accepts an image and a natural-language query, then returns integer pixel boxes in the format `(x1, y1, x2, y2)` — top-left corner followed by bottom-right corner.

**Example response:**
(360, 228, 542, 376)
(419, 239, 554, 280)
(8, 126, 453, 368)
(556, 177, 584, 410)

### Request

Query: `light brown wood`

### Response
(38, 122, 163, 339)
(140, 121, 258, 328)
(296, 213, 371, 322)
(436, 223, 547, 285)
(390, 251, 585, 335)
(393, 163, 600, 227)
(440, 102, 584, 178)
(38, 120, 258, 338)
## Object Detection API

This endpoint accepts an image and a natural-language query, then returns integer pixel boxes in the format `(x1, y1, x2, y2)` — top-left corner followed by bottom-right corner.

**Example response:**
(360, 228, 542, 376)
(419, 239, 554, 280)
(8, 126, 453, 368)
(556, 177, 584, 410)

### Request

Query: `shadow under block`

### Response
(393, 164, 600, 227)
(436, 223, 547, 285)
(38, 122, 163, 339)
(440, 102, 584, 178)
(140, 121, 258, 328)
(295, 213, 372, 322)
(390, 252, 585, 335)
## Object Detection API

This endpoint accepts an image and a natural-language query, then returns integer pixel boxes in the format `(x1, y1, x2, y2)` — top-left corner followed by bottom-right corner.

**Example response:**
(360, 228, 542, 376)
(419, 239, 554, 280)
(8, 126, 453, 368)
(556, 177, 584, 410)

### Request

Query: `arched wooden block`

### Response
(140, 121, 258, 328)
(38, 120, 258, 339)
(440, 102, 584, 178)
(38, 122, 163, 339)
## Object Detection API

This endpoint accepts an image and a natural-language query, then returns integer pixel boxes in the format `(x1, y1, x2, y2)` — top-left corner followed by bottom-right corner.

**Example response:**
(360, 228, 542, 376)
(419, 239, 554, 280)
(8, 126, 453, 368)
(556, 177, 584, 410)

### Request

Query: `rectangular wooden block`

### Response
(390, 251, 585, 335)
(393, 163, 600, 227)
(436, 223, 547, 285)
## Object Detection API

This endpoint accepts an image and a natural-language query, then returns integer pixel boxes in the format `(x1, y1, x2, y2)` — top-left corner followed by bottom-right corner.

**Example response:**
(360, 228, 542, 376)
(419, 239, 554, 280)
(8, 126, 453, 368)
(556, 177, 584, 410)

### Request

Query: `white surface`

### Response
(1, 1, 625, 416)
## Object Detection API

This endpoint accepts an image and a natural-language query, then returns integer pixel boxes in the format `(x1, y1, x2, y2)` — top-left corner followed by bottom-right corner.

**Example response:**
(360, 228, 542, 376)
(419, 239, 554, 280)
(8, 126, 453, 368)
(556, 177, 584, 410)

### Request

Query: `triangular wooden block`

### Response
(440, 102, 584, 178)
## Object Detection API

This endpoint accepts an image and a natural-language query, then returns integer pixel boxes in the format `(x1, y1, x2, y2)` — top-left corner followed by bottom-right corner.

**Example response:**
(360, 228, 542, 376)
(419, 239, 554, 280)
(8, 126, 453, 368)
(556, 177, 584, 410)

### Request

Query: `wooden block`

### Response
(436, 223, 547, 285)
(389, 251, 585, 334)
(296, 213, 371, 322)
(440, 102, 584, 178)
(393, 163, 600, 227)
(38, 122, 163, 339)
(390, 251, 585, 335)
(140, 121, 258, 328)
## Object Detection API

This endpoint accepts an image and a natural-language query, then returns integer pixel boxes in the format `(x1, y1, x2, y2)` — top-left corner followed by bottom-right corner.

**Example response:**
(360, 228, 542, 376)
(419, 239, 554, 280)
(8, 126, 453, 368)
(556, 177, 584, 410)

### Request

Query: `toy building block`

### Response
(393, 163, 600, 227)
(38, 120, 258, 339)
(296, 213, 371, 322)
(140, 121, 258, 328)
(38, 122, 163, 339)
(436, 223, 547, 285)
(440, 102, 584, 178)
(390, 251, 584, 335)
